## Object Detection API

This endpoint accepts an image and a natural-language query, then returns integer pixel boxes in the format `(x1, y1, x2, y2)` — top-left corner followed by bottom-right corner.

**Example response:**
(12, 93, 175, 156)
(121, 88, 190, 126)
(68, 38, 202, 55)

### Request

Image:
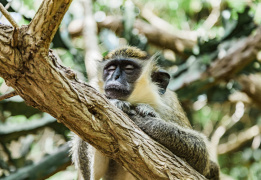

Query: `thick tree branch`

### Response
(0, 1, 205, 179)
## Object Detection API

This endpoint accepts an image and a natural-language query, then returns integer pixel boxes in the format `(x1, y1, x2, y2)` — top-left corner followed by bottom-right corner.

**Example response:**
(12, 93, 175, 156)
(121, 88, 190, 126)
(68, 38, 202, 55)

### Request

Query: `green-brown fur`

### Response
(104, 46, 148, 61)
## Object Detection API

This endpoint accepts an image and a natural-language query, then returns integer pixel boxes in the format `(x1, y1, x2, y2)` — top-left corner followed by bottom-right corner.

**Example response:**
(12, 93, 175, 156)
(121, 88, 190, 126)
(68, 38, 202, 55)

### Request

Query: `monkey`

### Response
(71, 46, 220, 180)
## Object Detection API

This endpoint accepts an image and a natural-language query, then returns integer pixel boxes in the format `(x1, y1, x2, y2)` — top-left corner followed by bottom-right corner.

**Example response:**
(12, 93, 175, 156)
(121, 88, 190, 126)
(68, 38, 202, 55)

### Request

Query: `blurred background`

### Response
(0, 0, 261, 179)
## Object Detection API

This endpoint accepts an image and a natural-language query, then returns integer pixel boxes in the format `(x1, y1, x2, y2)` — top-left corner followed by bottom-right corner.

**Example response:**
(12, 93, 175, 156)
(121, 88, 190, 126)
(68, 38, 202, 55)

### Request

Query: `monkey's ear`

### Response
(151, 70, 170, 95)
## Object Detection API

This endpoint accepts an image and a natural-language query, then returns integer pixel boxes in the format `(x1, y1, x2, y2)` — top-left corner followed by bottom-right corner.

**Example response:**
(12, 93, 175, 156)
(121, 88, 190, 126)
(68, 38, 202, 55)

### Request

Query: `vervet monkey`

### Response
(71, 47, 220, 180)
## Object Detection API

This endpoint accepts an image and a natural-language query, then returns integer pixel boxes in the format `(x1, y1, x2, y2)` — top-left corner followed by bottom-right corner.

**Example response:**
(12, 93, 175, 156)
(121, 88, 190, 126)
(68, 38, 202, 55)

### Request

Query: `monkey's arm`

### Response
(130, 113, 219, 179)
(110, 100, 219, 179)
(130, 113, 209, 173)
(131, 112, 220, 180)
(110, 99, 208, 172)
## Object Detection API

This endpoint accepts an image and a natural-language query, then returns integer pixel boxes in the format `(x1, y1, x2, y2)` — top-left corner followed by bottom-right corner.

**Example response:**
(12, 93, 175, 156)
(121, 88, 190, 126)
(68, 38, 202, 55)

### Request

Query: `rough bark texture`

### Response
(0, 0, 206, 179)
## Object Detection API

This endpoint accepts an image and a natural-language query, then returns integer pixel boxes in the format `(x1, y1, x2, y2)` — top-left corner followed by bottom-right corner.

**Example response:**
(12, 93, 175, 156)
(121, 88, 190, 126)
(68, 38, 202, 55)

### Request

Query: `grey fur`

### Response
(115, 101, 220, 180)
(70, 100, 219, 180)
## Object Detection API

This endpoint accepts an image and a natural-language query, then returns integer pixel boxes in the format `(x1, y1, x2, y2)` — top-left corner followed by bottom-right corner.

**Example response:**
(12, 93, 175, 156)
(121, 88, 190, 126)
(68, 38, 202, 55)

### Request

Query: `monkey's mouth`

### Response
(105, 84, 130, 100)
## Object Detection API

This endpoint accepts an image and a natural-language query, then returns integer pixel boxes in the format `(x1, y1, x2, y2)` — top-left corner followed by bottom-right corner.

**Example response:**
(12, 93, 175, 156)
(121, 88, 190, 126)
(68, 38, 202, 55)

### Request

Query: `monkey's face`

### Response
(103, 59, 142, 100)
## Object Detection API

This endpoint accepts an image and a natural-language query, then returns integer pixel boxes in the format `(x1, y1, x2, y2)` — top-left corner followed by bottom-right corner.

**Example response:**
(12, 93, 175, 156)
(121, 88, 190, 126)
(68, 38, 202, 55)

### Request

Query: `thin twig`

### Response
(0, 91, 17, 101)
(4, 0, 13, 10)
(0, 3, 19, 28)
(202, 0, 221, 30)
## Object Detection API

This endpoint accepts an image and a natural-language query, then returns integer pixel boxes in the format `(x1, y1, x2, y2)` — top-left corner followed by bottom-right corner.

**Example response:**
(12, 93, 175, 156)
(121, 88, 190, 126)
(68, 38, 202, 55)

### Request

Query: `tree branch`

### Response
(2, 144, 71, 180)
(133, 19, 193, 58)
(82, 0, 102, 81)
(139, 5, 197, 44)
(0, 1, 206, 179)
(0, 116, 65, 143)
(69, 16, 196, 57)
(238, 74, 261, 109)
(172, 26, 261, 99)
(218, 125, 261, 154)
(202, 0, 221, 30)
(0, 3, 19, 28)
(0, 91, 17, 101)
(203, 29, 261, 79)
(27, 0, 72, 49)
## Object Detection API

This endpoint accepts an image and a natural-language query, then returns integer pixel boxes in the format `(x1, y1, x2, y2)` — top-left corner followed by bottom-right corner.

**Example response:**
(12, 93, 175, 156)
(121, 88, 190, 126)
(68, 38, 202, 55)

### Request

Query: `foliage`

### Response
(0, 0, 261, 179)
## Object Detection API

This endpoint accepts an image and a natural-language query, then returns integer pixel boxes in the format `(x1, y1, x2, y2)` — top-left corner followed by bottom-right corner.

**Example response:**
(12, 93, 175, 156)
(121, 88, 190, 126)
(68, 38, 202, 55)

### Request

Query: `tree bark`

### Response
(0, 0, 205, 179)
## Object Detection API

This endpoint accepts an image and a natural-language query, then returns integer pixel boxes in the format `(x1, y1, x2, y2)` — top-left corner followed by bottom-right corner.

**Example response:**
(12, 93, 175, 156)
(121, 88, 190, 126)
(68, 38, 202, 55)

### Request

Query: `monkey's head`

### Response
(98, 47, 170, 105)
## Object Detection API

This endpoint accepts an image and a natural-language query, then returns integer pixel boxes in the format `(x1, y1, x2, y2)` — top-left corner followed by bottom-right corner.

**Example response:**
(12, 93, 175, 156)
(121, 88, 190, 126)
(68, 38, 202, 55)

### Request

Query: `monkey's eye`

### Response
(107, 65, 116, 71)
(124, 64, 135, 73)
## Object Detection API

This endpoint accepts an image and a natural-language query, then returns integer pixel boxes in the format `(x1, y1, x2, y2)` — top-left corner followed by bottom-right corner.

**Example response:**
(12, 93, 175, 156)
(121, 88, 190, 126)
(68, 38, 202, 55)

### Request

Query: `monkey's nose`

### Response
(114, 74, 120, 80)
(112, 68, 121, 80)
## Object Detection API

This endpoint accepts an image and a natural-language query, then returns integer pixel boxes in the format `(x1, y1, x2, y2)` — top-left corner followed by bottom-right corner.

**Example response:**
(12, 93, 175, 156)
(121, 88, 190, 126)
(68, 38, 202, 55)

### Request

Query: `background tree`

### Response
(0, 0, 261, 179)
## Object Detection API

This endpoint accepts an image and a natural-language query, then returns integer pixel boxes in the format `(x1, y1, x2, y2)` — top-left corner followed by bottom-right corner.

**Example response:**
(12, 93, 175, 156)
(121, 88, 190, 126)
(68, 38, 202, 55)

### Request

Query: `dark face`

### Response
(103, 59, 142, 100)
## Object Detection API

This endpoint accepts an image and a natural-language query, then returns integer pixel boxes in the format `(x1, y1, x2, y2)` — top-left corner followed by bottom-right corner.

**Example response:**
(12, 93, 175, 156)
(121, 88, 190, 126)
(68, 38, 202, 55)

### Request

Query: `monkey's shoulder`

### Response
(156, 90, 192, 129)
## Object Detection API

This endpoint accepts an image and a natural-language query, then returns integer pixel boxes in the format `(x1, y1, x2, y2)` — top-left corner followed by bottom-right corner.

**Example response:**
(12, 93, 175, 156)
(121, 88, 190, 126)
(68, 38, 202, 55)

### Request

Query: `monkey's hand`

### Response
(126, 104, 160, 128)
(109, 100, 159, 118)
(109, 99, 133, 114)
(135, 103, 159, 118)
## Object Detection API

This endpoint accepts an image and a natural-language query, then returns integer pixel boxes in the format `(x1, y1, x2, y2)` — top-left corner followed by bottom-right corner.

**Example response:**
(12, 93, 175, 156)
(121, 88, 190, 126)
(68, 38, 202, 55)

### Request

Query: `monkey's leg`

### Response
(102, 159, 136, 180)
(71, 135, 111, 180)
(206, 160, 220, 180)
(92, 149, 110, 180)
